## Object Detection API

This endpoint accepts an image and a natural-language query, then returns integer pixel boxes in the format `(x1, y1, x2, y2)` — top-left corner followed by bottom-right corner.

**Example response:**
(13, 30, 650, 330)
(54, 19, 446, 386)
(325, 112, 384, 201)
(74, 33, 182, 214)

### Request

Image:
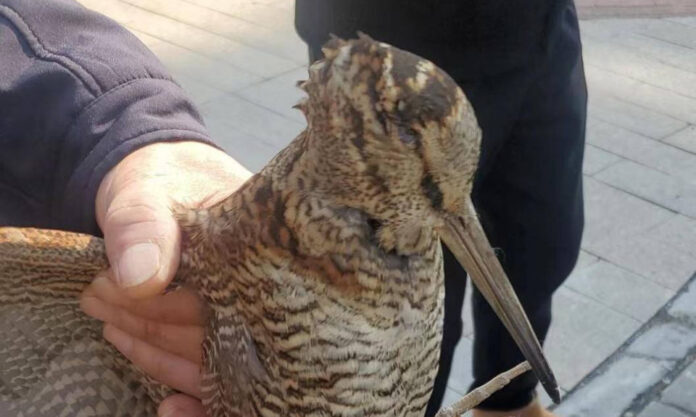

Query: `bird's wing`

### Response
(201, 307, 274, 417)
(0, 227, 167, 416)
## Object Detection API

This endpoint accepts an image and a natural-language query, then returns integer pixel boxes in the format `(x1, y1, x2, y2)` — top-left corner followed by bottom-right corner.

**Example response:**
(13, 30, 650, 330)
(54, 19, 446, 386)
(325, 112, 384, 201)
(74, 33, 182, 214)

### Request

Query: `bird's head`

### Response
(298, 35, 480, 251)
(296, 34, 560, 403)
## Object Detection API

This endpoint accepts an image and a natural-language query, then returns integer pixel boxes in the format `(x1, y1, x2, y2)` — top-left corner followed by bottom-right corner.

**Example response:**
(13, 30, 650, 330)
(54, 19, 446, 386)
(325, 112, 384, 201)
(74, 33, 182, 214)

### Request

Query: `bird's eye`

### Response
(398, 125, 419, 145)
(366, 217, 382, 237)
(367, 217, 381, 231)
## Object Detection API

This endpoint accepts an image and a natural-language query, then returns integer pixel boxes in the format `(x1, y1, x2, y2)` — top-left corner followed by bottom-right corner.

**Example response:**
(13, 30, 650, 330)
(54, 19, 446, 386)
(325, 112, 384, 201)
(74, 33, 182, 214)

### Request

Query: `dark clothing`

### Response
(295, 0, 554, 45)
(0, 0, 212, 235)
(296, 0, 568, 79)
(299, 0, 586, 412)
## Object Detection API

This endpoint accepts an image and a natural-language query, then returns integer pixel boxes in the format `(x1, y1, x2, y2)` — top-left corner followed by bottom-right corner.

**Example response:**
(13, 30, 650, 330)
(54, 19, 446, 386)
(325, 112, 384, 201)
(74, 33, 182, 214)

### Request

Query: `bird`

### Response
(0, 35, 559, 416)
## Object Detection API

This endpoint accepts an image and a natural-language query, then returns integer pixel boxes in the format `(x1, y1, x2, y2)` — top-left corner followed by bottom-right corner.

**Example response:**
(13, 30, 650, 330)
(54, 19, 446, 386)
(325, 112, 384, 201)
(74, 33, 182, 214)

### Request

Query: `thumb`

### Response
(99, 189, 181, 298)
(159, 394, 206, 417)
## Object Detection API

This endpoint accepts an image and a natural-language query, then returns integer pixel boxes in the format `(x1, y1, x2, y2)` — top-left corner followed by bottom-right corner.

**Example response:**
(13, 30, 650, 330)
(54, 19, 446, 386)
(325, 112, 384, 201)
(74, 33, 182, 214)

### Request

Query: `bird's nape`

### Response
(437, 197, 561, 404)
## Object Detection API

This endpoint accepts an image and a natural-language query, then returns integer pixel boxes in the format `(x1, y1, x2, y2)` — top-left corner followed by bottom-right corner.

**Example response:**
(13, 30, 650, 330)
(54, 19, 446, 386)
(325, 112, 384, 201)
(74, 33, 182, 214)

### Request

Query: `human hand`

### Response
(81, 276, 206, 417)
(93, 141, 251, 297)
(81, 141, 251, 416)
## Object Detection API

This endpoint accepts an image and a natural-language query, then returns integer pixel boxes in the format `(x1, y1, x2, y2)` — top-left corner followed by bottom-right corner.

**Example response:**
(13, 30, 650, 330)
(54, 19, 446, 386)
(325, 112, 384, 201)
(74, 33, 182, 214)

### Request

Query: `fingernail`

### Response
(116, 242, 160, 287)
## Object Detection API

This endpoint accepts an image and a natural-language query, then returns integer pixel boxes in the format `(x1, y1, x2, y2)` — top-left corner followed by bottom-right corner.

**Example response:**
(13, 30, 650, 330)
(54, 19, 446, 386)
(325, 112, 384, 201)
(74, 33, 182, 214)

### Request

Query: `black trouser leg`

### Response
(470, 4, 586, 410)
(427, 2, 586, 412)
(424, 245, 467, 417)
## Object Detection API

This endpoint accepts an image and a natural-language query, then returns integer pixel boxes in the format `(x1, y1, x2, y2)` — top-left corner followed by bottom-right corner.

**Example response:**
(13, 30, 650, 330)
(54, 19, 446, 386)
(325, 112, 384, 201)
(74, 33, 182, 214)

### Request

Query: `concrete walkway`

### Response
(76, 0, 696, 414)
(577, 0, 696, 19)
(556, 276, 696, 416)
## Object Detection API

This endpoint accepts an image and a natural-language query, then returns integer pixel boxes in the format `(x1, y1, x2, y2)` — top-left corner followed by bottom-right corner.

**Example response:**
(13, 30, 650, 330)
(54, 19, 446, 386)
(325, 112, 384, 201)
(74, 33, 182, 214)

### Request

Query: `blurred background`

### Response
(75, 0, 696, 415)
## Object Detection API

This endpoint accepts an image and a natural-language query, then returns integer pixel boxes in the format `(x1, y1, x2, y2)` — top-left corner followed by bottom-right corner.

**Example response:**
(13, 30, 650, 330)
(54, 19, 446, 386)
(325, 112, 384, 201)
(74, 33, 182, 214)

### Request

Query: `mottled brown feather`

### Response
(0, 36, 484, 417)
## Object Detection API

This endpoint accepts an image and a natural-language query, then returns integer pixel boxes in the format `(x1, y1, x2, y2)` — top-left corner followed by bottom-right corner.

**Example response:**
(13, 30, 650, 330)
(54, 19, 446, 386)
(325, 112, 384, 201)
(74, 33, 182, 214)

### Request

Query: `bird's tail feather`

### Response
(0, 227, 165, 416)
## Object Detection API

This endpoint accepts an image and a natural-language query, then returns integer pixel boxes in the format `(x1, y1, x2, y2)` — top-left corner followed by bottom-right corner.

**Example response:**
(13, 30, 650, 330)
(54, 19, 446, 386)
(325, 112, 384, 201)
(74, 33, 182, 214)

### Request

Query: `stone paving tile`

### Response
(595, 159, 696, 218)
(587, 121, 696, 185)
(586, 115, 601, 130)
(582, 36, 696, 99)
(637, 401, 691, 417)
(79, 0, 138, 25)
(649, 215, 696, 259)
(661, 361, 696, 413)
(148, 41, 261, 92)
(122, 0, 307, 63)
(586, 94, 687, 140)
(236, 67, 309, 123)
(582, 144, 622, 175)
(582, 186, 696, 290)
(581, 20, 696, 74)
(577, 0, 696, 19)
(554, 356, 671, 417)
(581, 6, 696, 19)
(628, 321, 696, 360)
(668, 279, 696, 325)
(81, 0, 299, 79)
(564, 260, 674, 322)
(577, 250, 601, 270)
(582, 177, 674, 246)
(185, 0, 295, 32)
(461, 280, 474, 338)
(173, 73, 228, 105)
(644, 17, 696, 49)
(446, 336, 474, 396)
(545, 287, 642, 390)
(441, 387, 464, 408)
(126, 28, 164, 48)
(664, 126, 696, 155)
(596, 18, 696, 50)
(585, 65, 696, 125)
(556, 274, 696, 416)
(216, 46, 302, 81)
(204, 117, 280, 173)
(668, 15, 696, 28)
(585, 232, 696, 292)
(198, 94, 303, 150)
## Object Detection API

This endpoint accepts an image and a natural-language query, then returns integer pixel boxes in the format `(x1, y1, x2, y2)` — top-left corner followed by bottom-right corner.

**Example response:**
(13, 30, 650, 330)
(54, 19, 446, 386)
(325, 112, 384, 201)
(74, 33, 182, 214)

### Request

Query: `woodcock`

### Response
(0, 35, 559, 416)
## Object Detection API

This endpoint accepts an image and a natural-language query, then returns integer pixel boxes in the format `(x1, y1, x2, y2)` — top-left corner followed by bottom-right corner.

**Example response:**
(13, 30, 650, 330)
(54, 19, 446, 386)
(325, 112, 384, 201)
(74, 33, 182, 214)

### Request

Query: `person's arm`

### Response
(2, 3, 247, 415)
(1, 0, 251, 292)
(0, 0, 217, 234)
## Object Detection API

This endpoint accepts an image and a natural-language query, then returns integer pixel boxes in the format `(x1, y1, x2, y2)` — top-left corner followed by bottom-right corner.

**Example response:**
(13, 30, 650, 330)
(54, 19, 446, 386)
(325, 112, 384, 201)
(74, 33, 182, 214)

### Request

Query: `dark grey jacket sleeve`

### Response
(0, 0, 215, 235)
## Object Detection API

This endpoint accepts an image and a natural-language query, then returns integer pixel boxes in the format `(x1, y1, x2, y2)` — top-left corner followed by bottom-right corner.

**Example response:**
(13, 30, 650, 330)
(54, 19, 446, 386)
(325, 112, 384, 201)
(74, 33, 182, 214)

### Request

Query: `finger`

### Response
(83, 275, 205, 326)
(104, 324, 202, 398)
(82, 295, 204, 364)
(159, 394, 206, 417)
(98, 186, 180, 297)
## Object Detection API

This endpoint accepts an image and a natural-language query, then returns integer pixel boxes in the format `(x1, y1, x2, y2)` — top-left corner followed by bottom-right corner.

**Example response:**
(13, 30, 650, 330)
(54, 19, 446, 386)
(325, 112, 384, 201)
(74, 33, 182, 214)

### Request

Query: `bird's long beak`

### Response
(438, 197, 560, 404)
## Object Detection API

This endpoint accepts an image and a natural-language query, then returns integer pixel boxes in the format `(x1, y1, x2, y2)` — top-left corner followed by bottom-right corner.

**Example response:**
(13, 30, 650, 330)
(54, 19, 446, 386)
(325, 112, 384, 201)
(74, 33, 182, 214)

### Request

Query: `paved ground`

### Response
(77, 0, 696, 414)
(577, 0, 696, 19)
(556, 276, 696, 416)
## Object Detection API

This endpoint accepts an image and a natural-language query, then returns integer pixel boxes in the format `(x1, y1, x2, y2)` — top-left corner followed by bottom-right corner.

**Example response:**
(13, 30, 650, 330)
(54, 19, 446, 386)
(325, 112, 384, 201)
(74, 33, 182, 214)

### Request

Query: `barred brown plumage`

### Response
(0, 35, 557, 416)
